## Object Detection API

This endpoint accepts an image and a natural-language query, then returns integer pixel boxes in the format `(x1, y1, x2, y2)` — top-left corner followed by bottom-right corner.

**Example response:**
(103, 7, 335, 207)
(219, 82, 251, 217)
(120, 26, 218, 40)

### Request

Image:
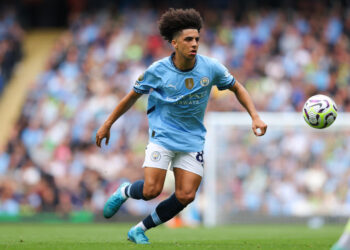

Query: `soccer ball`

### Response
(303, 94, 338, 129)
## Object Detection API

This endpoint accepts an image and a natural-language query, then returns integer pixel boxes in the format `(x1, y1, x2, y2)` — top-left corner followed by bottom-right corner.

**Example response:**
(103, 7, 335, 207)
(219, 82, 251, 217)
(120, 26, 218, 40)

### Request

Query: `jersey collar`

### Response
(169, 52, 197, 73)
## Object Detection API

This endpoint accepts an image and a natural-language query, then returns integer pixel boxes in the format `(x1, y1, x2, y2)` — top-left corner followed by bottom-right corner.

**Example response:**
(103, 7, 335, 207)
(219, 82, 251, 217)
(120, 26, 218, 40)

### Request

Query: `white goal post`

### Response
(203, 112, 350, 227)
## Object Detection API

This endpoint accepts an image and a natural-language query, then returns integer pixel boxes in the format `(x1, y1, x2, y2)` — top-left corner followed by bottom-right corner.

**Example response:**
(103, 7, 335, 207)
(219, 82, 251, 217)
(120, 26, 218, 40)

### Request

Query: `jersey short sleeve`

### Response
(133, 66, 159, 94)
(212, 60, 235, 90)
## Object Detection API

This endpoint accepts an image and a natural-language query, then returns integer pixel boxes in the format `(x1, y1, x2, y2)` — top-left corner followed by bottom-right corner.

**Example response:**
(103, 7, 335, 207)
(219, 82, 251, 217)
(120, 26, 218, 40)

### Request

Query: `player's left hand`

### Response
(252, 117, 267, 136)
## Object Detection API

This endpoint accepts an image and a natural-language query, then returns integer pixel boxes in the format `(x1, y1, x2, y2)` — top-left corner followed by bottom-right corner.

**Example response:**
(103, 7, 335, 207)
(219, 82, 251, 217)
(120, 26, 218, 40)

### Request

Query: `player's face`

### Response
(172, 29, 199, 60)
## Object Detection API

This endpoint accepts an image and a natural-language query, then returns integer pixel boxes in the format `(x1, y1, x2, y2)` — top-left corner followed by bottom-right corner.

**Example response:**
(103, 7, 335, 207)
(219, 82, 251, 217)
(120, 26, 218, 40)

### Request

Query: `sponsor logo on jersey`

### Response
(174, 90, 208, 105)
(200, 77, 210, 87)
(151, 151, 161, 162)
(185, 78, 194, 89)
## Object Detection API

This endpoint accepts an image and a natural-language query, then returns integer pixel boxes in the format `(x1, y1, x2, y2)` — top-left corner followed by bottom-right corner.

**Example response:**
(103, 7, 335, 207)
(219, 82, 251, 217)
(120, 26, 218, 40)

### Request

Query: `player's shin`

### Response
(125, 180, 147, 200)
(140, 193, 186, 231)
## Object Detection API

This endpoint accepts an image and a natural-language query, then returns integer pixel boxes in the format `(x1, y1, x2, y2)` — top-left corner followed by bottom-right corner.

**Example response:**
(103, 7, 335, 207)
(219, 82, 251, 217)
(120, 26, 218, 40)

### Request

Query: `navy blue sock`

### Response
(142, 193, 186, 230)
(125, 180, 146, 200)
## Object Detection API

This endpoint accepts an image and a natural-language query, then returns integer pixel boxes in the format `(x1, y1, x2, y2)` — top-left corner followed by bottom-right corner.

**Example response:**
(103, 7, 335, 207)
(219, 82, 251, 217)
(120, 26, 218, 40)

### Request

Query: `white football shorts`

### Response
(142, 142, 204, 177)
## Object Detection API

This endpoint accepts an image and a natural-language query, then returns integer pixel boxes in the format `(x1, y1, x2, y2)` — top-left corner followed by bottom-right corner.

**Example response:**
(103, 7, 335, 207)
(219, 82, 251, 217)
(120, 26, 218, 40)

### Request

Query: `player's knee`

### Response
(175, 191, 196, 205)
(143, 185, 162, 200)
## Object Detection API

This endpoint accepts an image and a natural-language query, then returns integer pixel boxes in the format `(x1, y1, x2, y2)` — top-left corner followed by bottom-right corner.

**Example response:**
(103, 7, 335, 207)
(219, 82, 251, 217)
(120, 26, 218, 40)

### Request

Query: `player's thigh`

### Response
(143, 167, 167, 191)
(173, 167, 202, 205)
(172, 152, 203, 193)
(143, 142, 174, 188)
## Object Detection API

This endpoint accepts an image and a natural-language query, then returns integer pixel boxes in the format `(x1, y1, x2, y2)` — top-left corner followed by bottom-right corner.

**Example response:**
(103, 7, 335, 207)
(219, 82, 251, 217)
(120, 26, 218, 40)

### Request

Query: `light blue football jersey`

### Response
(133, 53, 235, 152)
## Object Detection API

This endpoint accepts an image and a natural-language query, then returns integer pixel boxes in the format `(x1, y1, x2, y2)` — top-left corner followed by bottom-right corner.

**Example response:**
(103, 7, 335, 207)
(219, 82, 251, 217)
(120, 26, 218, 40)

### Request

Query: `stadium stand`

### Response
(0, 8, 23, 95)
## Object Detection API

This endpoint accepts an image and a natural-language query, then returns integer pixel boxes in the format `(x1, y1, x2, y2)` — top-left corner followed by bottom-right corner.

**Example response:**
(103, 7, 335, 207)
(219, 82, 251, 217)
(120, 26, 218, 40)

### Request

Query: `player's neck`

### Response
(172, 52, 196, 71)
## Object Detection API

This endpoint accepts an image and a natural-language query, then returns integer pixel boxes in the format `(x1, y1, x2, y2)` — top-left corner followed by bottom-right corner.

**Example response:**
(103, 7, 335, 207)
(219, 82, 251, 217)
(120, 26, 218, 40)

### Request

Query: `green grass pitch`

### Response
(0, 223, 344, 249)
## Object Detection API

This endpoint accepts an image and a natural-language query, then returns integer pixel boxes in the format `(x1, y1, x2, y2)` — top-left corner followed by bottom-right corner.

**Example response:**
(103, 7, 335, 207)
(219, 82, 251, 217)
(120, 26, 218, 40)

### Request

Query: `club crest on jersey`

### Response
(200, 77, 210, 87)
(185, 78, 194, 89)
(151, 151, 161, 162)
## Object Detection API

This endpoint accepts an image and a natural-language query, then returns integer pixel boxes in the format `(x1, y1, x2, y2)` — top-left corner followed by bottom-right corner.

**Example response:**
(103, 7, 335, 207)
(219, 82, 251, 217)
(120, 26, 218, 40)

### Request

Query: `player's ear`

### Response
(171, 39, 177, 49)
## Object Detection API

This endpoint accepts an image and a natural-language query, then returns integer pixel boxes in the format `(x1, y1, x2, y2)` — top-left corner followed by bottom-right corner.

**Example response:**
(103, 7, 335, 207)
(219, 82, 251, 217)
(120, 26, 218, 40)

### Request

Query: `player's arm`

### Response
(229, 81, 267, 136)
(96, 89, 142, 147)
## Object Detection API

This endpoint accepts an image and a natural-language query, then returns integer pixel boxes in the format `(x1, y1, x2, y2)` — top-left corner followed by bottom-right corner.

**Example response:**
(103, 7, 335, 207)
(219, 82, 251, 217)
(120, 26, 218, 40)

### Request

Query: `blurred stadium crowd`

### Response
(217, 127, 350, 217)
(0, 8, 23, 95)
(1, 1, 350, 218)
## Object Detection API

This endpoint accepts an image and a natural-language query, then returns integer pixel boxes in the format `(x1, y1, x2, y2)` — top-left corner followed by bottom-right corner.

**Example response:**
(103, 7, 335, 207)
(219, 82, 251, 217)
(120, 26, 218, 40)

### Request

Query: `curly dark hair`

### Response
(158, 8, 203, 43)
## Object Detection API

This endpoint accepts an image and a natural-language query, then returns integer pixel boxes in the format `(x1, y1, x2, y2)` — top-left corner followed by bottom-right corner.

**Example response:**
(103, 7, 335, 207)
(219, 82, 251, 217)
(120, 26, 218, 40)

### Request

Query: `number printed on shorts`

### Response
(196, 151, 204, 165)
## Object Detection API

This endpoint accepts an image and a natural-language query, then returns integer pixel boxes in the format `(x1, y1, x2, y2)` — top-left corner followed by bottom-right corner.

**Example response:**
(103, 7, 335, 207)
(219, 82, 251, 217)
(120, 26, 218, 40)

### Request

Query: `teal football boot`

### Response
(331, 244, 345, 250)
(103, 182, 130, 218)
(127, 227, 150, 244)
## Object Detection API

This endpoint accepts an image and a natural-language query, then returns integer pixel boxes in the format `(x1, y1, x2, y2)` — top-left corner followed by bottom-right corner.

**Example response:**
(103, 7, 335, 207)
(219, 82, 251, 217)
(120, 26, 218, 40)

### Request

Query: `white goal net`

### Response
(203, 112, 350, 226)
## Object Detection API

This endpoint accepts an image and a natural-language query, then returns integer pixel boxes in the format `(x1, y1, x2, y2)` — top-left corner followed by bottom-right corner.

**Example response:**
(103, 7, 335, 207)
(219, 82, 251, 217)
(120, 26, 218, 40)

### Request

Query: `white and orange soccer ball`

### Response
(303, 94, 338, 129)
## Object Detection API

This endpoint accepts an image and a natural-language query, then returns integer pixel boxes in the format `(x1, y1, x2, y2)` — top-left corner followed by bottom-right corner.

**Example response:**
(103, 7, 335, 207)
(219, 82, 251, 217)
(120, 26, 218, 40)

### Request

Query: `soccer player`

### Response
(332, 220, 350, 250)
(95, 8, 267, 244)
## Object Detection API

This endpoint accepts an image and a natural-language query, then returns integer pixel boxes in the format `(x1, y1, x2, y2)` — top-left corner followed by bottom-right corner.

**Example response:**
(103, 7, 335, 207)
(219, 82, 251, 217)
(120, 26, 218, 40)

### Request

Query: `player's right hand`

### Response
(96, 124, 111, 147)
